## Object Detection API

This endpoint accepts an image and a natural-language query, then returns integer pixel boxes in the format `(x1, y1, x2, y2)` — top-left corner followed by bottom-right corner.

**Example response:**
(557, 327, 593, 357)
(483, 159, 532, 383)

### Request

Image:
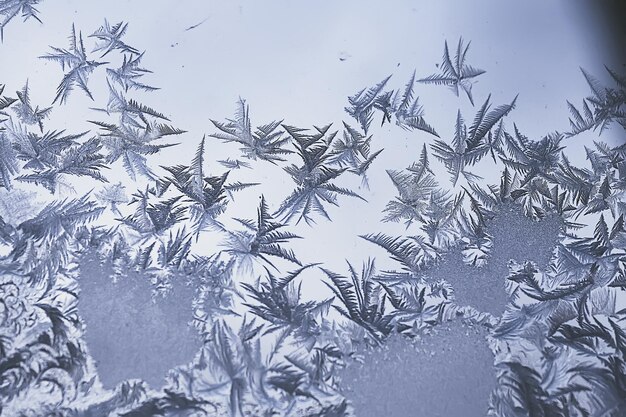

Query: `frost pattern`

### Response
(1, 10, 626, 417)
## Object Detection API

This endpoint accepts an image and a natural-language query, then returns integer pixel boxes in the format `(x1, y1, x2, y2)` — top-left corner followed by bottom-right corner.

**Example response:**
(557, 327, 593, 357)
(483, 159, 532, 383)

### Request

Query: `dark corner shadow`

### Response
(587, 0, 626, 67)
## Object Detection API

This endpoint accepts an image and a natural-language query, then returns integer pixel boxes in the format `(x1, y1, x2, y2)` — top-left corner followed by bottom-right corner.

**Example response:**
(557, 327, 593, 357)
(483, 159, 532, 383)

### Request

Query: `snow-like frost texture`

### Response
(426, 204, 562, 315)
(339, 321, 495, 417)
(78, 252, 202, 389)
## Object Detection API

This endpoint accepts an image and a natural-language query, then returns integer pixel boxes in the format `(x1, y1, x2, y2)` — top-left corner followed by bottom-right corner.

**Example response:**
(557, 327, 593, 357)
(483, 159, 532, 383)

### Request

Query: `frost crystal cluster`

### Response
(1, 4, 626, 417)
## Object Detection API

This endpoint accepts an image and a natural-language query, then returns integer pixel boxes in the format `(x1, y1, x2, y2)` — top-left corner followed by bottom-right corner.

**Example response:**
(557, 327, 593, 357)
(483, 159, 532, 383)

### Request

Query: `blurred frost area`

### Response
(427, 204, 563, 316)
(339, 321, 496, 417)
(1, 1, 625, 416)
(77, 252, 202, 389)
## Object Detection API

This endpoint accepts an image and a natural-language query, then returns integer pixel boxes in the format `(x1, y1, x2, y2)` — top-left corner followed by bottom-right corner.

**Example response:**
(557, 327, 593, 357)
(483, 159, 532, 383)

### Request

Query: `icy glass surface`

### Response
(339, 321, 496, 417)
(1, 1, 626, 417)
(78, 252, 202, 389)
(427, 205, 563, 315)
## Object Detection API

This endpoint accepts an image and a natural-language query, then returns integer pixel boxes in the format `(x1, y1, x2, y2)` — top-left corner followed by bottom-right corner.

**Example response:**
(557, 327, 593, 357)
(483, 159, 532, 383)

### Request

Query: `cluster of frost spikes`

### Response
(2, 13, 626, 417)
(0, 0, 41, 42)
(347, 40, 626, 417)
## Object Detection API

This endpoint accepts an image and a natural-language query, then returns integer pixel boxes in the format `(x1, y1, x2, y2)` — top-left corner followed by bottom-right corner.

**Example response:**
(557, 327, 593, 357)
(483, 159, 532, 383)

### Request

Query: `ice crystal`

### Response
(418, 37, 486, 105)
(40, 24, 108, 104)
(0, 0, 41, 41)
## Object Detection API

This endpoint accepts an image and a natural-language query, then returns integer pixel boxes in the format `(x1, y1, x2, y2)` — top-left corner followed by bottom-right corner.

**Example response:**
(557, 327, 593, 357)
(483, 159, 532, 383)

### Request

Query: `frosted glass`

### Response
(1, 1, 625, 416)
